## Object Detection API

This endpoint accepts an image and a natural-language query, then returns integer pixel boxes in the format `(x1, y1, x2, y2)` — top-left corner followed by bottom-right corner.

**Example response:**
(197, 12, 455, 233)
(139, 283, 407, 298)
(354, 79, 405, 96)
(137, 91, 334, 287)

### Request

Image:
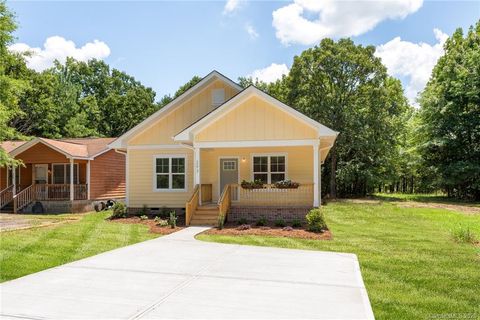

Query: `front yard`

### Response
(0, 211, 159, 282)
(198, 197, 480, 319)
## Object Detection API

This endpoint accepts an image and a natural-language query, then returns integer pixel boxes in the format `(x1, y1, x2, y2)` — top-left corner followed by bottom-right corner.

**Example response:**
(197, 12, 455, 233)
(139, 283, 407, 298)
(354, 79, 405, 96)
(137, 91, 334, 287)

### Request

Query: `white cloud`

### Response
(247, 63, 289, 83)
(272, 0, 423, 45)
(8, 36, 111, 72)
(223, 0, 242, 14)
(376, 28, 448, 105)
(245, 23, 259, 39)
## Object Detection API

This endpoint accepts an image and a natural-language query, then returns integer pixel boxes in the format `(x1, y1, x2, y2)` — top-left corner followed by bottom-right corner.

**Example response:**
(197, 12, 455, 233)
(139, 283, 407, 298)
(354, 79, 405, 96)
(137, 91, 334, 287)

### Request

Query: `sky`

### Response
(8, 0, 480, 105)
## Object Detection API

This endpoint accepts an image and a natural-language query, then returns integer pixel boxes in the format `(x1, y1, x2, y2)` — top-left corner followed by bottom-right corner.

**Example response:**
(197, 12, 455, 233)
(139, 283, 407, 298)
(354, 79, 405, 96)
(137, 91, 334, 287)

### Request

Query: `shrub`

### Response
(451, 225, 478, 244)
(218, 214, 225, 230)
(169, 211, 177, 229)
(236, 224, 251, 230)
(291, 219, 302, 228)
(141, 204, 149, 216)
(140, 215, 148, 220)
(160, 206, 170, 219)
(274, 219, 286, 227)
(256, 216, 267, 226)
(237, 218, 248, 225)
(274, 180, 300, 189)
(306, 208, 327, 233)
(111, 202, 127, 219)
(154, 216, 168, 227)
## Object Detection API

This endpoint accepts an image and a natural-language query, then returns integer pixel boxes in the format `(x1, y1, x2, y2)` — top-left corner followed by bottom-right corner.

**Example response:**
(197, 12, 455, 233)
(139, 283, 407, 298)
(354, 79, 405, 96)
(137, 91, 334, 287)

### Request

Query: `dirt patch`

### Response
(203, 223, 332, 240)
(395, 202, 480, 215)
(111, 217, 184, 235)
(0, 214, 80, 232)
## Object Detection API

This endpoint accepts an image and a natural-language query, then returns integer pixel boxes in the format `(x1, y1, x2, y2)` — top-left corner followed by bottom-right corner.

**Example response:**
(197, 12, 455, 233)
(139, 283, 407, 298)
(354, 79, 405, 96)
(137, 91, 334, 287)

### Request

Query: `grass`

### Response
(0, 211, 159, 282)
(197, 200, 480, 319)
(373, 192, 480, 207)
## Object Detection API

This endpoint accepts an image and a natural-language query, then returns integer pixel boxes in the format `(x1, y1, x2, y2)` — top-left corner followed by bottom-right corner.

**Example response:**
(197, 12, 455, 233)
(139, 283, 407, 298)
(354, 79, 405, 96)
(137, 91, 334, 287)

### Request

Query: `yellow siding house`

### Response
(110, 71, 338, 225)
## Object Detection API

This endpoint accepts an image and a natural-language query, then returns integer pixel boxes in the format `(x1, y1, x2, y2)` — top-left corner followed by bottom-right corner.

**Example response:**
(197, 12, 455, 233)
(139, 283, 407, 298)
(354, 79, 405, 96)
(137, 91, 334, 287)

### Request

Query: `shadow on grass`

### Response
(370, 193, 480, 206)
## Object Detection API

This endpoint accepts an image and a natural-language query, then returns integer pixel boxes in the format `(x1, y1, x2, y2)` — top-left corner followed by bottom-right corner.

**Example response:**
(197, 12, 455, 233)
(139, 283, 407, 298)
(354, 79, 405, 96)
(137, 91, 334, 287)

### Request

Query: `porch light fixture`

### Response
(241, 157, 246, 163)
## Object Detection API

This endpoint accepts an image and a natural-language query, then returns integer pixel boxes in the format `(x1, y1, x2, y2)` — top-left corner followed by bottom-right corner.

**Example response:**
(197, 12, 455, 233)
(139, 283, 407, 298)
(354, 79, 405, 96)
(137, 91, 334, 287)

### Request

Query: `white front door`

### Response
(34, 164, 48, 184)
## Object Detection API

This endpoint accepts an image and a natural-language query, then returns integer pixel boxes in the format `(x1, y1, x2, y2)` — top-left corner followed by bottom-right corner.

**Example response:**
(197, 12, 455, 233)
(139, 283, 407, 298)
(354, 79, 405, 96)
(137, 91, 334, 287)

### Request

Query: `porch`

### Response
(185, 143, 322, 226)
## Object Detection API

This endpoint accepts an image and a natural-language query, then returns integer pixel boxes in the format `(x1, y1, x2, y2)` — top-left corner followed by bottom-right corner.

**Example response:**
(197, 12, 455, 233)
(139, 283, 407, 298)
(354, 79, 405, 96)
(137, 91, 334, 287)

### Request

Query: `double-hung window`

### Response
(154, 155, 186, 191)
(52, 164, 79, 184)
(252, 155, 286, 184)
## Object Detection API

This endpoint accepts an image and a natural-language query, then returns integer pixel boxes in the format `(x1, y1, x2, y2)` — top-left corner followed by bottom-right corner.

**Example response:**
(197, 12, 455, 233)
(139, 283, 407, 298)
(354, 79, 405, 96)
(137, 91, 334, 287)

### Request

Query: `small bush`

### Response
(160, 206, 170, 219)
(218, 214, 225, 230)
(451, 225, 477, 244)
(274, 219, 286, 227)
(141, 204, 149, 216)
(256, 216, 267, 226)
(154, 216, 168, 227)
(291, 219, 302, 228)
(306, 208, 327, 233)
(236, 224, 251, 230)
(169, 211, 177, 229)
(111, 202, 127, 219)
(140, 215, 148, 220)
(237, 218, 248, 225)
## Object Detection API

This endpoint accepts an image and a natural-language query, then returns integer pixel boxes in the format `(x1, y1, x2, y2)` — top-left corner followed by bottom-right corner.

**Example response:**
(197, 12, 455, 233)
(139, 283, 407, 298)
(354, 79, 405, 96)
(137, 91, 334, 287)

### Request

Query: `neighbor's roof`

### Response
(2, 137, 116, 159)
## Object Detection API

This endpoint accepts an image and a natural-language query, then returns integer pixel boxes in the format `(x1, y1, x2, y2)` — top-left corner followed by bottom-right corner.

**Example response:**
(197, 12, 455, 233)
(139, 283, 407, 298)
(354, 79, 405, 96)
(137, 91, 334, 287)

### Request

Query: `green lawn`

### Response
(197, 200, 480, 319)
(0, 211, 159, 282)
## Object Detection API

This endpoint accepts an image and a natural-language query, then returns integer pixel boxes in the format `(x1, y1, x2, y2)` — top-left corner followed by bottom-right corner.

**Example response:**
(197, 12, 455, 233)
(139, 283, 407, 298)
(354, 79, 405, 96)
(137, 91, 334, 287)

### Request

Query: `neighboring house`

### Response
(0, 138, 125, 213)
(110, 71, 338, 225)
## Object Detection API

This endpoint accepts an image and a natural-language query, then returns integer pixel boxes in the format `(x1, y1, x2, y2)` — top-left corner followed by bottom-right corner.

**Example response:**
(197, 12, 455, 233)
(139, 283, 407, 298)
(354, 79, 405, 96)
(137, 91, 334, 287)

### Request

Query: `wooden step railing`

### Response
(218, 184, 232, 224)
(13, 185, 35, 213)
(0, 185, 14, 209)
(186, 185, 200, 226)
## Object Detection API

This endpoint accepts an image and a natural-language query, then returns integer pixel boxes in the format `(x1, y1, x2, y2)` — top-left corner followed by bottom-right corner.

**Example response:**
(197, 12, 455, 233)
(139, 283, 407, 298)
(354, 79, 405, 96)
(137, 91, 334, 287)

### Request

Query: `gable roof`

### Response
(174, 86, 339, 142)
(4, 137, 116, 159)
(109, 70, 243, 149)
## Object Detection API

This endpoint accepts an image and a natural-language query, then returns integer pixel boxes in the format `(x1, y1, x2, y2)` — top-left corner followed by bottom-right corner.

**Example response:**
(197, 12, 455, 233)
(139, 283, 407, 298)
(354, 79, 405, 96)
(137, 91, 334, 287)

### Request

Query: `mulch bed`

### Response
(203, 223, 332, 240)
(110, 217, 184, 235)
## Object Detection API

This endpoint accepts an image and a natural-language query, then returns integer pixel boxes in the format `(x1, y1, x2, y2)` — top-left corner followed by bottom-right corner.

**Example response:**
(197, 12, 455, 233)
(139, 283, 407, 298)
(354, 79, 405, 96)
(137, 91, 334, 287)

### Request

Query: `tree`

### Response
(287, 38, 410, 198)
(419, 21, 480, 200)
(0, 1, 26, 166)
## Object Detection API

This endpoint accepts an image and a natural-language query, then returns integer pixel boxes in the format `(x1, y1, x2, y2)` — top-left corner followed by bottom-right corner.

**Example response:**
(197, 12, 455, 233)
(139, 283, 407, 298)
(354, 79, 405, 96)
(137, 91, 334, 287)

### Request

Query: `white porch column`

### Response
(313, 142, 320, 207)
(70, 158, 74, 201)
(86, 160, 91, 200)
(12, 166, 16, 195)
(194, 147, 201, 205)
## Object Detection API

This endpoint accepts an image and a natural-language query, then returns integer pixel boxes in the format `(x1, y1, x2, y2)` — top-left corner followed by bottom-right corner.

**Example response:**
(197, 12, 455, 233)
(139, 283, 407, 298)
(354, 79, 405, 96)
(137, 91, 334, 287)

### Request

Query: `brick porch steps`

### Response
(190, 204, 219, 226)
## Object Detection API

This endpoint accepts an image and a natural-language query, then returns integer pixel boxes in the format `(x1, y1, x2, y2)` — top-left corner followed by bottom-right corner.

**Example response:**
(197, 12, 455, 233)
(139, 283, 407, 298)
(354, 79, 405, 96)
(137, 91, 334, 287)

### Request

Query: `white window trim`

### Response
(250, 153, 288, 184)
(153, 154, 188, 192)
(52, 163, 79, 184)
(222, 160, 236, 171)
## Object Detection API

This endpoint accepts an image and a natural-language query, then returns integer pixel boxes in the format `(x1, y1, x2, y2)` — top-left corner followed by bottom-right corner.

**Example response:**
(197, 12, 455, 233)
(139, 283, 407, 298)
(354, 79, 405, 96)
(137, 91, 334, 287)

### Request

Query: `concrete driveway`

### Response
(0, 227, 374, 319)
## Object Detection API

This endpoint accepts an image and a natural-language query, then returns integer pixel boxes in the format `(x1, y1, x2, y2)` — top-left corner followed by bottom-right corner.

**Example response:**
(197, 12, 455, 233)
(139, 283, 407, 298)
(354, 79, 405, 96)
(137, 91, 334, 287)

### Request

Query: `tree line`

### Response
(1, 2, 478, 200)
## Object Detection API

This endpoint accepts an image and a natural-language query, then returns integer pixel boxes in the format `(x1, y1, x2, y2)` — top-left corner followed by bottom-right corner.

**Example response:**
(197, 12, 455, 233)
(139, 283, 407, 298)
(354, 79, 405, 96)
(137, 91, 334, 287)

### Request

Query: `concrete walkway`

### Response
(0, 227, 374, 319)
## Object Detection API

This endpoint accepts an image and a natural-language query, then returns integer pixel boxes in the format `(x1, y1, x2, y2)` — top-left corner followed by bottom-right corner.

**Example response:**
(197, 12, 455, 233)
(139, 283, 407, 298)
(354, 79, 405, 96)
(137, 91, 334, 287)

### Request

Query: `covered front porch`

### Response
(185, 141, 326, 226)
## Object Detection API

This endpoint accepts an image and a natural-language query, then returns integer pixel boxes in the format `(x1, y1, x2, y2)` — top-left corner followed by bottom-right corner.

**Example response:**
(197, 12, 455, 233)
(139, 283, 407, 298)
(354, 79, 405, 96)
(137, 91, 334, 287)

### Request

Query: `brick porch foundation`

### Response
(228, 206, 312, 223)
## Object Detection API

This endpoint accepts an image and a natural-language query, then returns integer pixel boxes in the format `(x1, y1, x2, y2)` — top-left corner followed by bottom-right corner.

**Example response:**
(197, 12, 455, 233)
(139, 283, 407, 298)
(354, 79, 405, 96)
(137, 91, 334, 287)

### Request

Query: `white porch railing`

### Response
(231, 183, 314, 206)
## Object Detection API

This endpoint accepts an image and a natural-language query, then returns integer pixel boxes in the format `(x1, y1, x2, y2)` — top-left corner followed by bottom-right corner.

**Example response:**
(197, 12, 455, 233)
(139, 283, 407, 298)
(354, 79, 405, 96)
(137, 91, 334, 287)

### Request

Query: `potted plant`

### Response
(241, 179, 265, 189)
(274, 180, 300, 189)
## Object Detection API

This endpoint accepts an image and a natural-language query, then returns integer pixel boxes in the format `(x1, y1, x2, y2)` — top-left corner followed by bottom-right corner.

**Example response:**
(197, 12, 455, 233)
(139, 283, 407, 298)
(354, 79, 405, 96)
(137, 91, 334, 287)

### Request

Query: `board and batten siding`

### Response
(129, 80, 239, 146)
(128, 148, 193, 208)
(90, 149, 126, 200)
(200, 146, 314, 202)
(195, 96, 318, 142)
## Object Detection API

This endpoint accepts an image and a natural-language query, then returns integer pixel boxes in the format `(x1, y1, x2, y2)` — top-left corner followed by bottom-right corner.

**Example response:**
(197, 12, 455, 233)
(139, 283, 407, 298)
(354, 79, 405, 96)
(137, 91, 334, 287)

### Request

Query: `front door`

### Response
(34, 164, 48, 184)
(219, 158, 239, 200)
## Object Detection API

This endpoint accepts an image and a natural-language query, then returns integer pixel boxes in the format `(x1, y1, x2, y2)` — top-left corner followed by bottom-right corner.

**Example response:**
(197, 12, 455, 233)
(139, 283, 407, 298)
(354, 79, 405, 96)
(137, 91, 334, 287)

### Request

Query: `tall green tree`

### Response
(287, 38, 410, 197)
(0, 1, 26, 166)
(419, 21, 480, 200)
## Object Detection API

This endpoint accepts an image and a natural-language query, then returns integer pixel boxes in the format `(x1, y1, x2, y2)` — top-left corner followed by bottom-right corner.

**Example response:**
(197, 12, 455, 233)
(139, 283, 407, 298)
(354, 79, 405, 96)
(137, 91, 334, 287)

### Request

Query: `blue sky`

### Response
(8, 0, 480, 104)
